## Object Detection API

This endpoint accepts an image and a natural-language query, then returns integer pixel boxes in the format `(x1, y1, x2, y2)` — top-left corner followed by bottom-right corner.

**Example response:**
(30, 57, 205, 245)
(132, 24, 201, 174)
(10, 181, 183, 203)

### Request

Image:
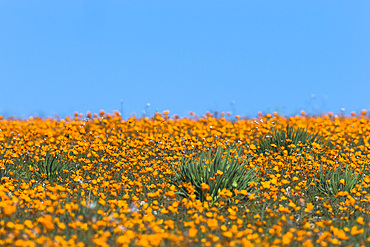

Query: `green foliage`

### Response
(0, 148, 11, 181)
(309, 162, 363, 197)
(32, 151, 77, 183)
(170, 145, 259, 205)
(0, 162, 11, 183)
(255, 126, 327, 156)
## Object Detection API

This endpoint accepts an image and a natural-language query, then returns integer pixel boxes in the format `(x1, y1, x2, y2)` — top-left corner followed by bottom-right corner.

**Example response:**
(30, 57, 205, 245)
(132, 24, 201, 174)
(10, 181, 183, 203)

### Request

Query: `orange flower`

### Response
(219, 188, 233, 199)
(207, 218, 218, 230)
(201, 183, 210, 192)
(304, 203, 314, 213)
(148, 234, 162, 246)
(282, 232, 294, 246)
(164, 220, 175, 230)
(239, 190, 248, 196)
(116, 230, 135, 244)
(261, 181, 271, 190)
(3, 203, 17, 216)
(335, 191, 349, 197)
(332, 228, 348, 240)
(350, 226, 364, 236)
(222, 231, 233, 238)
(189, 228, 198, 238)
(281, 179, 290, 185)
(356, 216, 365, 225)
(215, 170, 223, 176)
(38, 214, 54, 231)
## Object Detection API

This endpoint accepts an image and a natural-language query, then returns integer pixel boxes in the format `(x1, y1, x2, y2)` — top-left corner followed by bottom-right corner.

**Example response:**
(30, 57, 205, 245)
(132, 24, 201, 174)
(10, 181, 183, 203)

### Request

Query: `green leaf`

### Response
(170, 144, 259, 205)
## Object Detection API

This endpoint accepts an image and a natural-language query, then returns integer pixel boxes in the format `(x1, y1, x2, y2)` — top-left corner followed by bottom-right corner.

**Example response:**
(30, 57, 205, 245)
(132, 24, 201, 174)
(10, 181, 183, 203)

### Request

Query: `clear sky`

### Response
(1, 1, 369, 119)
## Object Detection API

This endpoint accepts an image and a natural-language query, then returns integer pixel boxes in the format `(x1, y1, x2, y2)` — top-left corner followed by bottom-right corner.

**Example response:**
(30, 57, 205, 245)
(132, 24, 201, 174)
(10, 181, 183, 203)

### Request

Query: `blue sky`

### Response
(1, 1, 369, 119)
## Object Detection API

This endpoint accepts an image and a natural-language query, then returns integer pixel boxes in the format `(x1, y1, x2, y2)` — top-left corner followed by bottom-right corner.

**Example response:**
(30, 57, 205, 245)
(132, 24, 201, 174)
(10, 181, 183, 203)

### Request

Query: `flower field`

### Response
(1, 110, 370, 247)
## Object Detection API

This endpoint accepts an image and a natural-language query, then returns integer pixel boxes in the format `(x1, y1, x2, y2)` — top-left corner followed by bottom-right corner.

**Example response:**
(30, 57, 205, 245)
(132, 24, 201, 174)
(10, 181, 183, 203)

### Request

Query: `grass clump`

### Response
(31, 151, 79, 183)
(170, 144, 259, 205)
(309, 162, 363, 197)
(255, 125, 328, 156)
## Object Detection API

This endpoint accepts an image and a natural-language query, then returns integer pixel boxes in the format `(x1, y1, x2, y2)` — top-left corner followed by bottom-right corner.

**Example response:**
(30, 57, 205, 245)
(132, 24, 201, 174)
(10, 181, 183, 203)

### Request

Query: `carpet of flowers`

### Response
(1, 110, 370, 247)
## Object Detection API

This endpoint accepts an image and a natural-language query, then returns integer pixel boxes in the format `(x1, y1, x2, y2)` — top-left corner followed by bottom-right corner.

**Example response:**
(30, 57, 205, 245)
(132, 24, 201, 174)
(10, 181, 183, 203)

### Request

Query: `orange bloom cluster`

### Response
(0, 110, 370, 246)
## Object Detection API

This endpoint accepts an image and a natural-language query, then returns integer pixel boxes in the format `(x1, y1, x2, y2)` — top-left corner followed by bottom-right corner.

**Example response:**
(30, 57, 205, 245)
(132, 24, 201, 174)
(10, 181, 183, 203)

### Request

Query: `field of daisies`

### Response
(1, 110, 370, 247)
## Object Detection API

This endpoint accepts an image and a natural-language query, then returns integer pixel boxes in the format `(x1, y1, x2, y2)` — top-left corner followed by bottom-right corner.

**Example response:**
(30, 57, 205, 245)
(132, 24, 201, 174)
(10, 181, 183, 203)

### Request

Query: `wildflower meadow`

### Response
(1, 110, 370, 247)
